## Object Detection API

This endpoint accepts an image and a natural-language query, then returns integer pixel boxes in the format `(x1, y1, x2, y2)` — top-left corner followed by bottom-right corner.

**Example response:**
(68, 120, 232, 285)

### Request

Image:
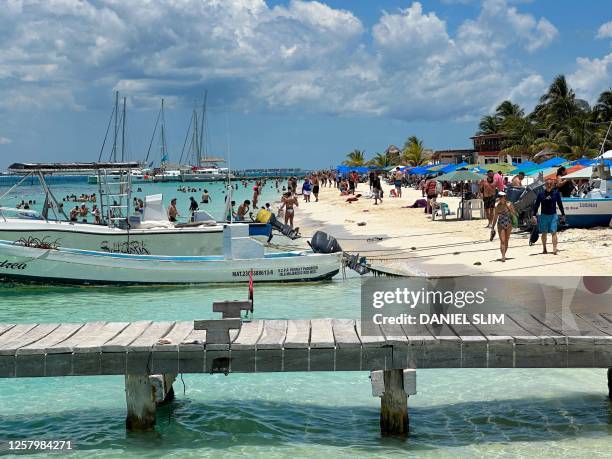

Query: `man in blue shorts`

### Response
(532, 178, 565, 255)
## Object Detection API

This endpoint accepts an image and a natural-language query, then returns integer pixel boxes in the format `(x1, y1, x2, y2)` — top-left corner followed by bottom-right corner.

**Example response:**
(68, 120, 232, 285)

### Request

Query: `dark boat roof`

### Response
(8, 162, 140, 173)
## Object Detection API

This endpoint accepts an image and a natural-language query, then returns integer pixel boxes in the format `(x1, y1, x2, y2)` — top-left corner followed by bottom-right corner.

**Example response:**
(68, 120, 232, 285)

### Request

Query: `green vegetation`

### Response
(343, 137, 430, 168)
(477, 75, 612, 159)
(342, 149, 366, 166)
(401, 136, 428, 166)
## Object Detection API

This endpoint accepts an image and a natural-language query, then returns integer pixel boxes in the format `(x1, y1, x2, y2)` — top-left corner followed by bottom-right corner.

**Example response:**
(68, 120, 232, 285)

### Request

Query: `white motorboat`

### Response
(1, 164, 298, 256)
(562, 168, 612, 228)
(0, 225, 341, 285)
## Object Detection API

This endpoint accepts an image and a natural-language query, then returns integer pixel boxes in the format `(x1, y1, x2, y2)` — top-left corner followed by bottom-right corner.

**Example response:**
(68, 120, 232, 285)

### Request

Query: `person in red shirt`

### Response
(493, 171, 505, 192)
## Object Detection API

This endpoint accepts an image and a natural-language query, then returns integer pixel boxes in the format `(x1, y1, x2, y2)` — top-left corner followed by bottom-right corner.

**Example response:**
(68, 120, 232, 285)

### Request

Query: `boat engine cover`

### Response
(309, 231, 342, 254)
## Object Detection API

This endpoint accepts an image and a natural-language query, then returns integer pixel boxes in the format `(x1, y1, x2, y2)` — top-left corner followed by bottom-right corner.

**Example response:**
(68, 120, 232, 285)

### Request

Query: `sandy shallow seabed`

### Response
(294, 184, 611, 277)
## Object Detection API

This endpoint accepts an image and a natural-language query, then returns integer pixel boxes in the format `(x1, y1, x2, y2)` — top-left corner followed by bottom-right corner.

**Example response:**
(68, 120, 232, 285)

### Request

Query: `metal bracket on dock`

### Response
(193, 319, 242, 344)
(212, 300, 253, 319)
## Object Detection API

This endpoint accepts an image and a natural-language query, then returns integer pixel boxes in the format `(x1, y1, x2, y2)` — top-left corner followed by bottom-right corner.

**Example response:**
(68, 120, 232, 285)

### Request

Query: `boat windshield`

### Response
(0, 207, 42, 221)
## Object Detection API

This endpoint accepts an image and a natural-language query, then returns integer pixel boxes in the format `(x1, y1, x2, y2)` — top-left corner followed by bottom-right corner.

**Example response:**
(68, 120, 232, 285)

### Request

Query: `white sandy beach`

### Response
(294, 184, 611, 277)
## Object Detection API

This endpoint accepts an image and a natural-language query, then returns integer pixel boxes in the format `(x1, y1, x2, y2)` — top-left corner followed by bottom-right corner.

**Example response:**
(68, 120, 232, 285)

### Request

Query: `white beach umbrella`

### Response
(596, 150, 612, 159)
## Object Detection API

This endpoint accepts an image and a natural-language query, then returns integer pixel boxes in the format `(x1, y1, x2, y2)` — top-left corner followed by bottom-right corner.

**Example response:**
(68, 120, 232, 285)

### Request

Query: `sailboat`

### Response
(178, 92, 232, 182)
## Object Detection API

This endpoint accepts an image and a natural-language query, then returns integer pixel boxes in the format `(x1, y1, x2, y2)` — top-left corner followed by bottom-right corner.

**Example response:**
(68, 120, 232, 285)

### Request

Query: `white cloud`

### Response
(596, 21, 612, 40)
(503, 74, 546, 110)
(0, 136, 11, 145)
(372, 3, 451, 57)
(0, 0, 561, 122)
(458, 0, 558, 55)
(568, 53, 612, 102)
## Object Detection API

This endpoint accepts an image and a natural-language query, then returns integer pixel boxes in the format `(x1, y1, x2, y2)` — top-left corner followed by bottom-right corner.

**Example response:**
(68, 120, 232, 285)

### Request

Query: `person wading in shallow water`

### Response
(236, 200, 251, 221)
(167, 198, 179, 222)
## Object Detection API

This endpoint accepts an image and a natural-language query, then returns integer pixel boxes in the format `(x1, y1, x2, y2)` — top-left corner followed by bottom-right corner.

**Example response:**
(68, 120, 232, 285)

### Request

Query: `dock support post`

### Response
(371, 369, 416, 436)
(608, 368, 611, 400)
(125, 374, 156, 431)
(125, 373, 176, 431)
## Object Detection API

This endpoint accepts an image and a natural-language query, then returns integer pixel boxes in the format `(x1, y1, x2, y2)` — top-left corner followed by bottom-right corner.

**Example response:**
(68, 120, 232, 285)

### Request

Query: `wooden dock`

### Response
(0, 313, 611, 435)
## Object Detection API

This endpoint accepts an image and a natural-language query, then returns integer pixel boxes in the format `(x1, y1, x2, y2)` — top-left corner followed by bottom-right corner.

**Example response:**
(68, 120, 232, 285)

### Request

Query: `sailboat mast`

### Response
(160, 98, 167, 164)
(192, 108, 199, 166)
(200, 91, 207, 164)
(121, 96, 126, 162)
(112, 91, 119, 162)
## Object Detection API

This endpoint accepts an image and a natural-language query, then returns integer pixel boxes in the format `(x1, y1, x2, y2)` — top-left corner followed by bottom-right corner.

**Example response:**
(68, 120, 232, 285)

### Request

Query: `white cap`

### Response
(498, 191, 506, 197)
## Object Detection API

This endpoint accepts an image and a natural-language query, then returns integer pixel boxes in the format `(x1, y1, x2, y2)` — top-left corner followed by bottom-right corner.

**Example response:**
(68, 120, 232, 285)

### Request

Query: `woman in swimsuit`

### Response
(491, 191, 515, 262)
(280, 192, 298, 228)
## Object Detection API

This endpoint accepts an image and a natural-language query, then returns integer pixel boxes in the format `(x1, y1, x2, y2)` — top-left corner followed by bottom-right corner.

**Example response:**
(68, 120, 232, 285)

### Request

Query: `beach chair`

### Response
(432, 202, 450, 221)
(458, 199, 485, 220)
(468, 199, 485, 219)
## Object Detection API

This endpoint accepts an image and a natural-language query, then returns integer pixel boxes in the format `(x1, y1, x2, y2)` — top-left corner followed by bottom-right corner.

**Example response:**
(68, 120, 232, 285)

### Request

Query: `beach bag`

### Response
(511, 213, 518, 228)
(255, 208, 272, 224)
(529, 225, 539, 245)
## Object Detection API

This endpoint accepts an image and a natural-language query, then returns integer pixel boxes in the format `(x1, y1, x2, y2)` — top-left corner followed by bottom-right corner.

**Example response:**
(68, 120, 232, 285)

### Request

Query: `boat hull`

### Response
(0, 220, 225, 256)
(561, 198, 612, 228)
(0, 241, 341, 285)
(0, 219, 278, 256)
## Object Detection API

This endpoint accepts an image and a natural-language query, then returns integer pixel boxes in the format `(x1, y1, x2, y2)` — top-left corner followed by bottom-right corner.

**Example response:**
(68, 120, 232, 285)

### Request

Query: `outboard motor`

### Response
(254, 209, 300, 240)
(308, 231, 342, 254)
(268, 213, 300, 240)
(512, 177, 545, 227)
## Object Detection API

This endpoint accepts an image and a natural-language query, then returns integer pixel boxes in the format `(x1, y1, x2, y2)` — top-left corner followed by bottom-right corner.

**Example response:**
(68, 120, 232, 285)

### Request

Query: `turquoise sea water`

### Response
(0, 180, 611, 457)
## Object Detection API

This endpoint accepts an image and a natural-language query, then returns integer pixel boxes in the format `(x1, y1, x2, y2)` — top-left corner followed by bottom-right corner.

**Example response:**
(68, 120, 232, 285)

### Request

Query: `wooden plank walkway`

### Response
(0, 314, 611, 377)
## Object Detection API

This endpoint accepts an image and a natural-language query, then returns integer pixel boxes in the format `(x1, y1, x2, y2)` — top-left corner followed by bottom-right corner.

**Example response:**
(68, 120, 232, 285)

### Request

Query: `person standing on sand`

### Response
(491, 191, 515, 262)
(424, 176, 438, 214)
(347, 173, 355, 195)
(280, 191, 298, 228)
(493, 170, 505, 192)
(302, 177, 312, 202)
(372, 172, 383, 205)
(480, 170, 497, 227)
(311, 173, 320, 202)
(369, 170, 376, 191)
(532, 178, 565, 255)
(394, 167, 403, 198)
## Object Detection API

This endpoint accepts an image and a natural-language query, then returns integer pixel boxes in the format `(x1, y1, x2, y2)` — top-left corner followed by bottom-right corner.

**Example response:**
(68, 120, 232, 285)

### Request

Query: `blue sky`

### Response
(0, 0, 610, 170)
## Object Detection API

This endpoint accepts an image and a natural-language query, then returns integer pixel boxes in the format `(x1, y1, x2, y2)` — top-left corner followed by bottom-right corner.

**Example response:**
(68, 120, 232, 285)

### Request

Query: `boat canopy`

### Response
(8, 162, 140, 173)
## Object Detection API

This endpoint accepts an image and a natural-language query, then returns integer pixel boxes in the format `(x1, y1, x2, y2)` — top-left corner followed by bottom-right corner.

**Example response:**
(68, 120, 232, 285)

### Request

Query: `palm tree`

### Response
(500, 115, 539, 158)
(401, 136, 428, 166)
(534, 75, 590, 136)
(368, 152, 391, 168)
(495, 100, 524, 123)
(343, 149, 365, 166)
(594, 89, 612, 122)
(477, 115, 500, 135)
